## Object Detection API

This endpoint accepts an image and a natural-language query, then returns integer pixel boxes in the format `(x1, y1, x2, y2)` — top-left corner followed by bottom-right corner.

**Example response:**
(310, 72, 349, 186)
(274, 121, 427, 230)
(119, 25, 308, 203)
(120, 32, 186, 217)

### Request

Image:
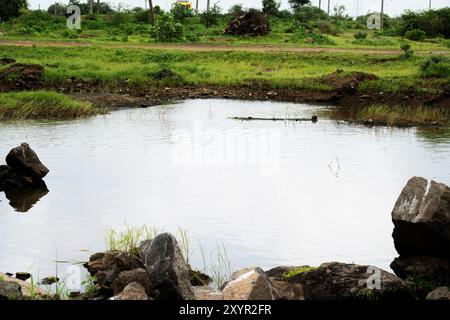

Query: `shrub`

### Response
(398, 8, 450, 38)
(420, 56, 450, 78)
(400, 43, 414, 59)
(354, 31, 368, 40)
(316, 20, 339, 35)
(152, 14, 184, 42)
(405, 29, 426, 41)
(200, 4, 221, 27)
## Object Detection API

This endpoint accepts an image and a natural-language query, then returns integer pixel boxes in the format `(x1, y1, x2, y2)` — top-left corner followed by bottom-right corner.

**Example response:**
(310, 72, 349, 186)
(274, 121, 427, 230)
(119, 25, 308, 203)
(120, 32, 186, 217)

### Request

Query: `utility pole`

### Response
(319, 0, 321, 10)
(89, 0, 94, 15)
(429, 0, 432, 10)
(196, 0, 199, 13)
(54, 2, 57, 16)
(327, 0, 331, 15)
(149, 0, 155, 26)
(97, 0, 100, 14)
(380, 0, 384, 29)
(207, 0, 211, 11)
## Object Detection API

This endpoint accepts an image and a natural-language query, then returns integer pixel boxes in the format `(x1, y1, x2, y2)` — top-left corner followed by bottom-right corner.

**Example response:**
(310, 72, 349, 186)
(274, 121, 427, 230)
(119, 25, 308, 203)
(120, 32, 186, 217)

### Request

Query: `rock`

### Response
(0, 63, 44, 90)
(40, 276, 59, 285)
(111, 268, 150, 295)
(271, 280, 304, 300)
(311, 115, 318, 123)
(391, 256, 449, 289)
(265, 266, 303, 280)
(6, 143, 49, 182)
(222, 267, 278, 300)
(288, 262, 420, 300)
(15, 272, 31, 281)
(391, 177, 450, 259)
(112, 282, 148, 300)
(426, 287, 450, 300)
(193, 286, 224, 300)
(140, 233, 194, 300)
(0, 282, 23, 300)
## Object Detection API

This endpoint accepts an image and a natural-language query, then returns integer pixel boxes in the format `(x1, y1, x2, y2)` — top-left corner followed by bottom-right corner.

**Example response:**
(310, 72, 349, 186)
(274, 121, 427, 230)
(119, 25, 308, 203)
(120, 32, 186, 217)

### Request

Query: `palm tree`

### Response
(327, 0, 330, 15)
(96, 0, 100, 14)
(89, 0, 93, 15)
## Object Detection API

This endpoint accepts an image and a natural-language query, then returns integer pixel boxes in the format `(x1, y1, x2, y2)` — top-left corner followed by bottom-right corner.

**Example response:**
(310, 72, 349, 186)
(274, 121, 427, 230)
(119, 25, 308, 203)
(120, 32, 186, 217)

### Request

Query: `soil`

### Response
(2, 39, 450, 55)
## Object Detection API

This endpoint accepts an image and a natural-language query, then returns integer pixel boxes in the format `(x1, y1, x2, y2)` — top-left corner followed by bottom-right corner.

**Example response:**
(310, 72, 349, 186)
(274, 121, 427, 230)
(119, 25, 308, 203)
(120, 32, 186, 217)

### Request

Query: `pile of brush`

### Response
(224, 9, 269, 36)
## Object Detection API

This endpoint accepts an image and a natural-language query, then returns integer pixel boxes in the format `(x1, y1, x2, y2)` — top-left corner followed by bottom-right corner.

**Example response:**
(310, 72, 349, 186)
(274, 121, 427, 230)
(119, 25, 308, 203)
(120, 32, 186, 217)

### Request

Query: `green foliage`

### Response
(354, 31, 368, 40)
(283, 266, 317, 279)
(0, 91, 98, 120)
(405, 29, 426, 41)
(356, 288, 377, 301)
(262, 0, 280, 17)
(171, 3, 190, 22)
(420, 56, 450, 78)
(0, 0, 27, 22)
(106, 224, 160, 253)
(200, 4, 221, 28)
(288, 0, 311, 10)
(152, 14, 184, 42)
(400, 43, 414, 59)
(316, 20, 339, 35)
(399, 8, 450, 38)
(293, 5, 327, 23)
(228, 4, 244, 18)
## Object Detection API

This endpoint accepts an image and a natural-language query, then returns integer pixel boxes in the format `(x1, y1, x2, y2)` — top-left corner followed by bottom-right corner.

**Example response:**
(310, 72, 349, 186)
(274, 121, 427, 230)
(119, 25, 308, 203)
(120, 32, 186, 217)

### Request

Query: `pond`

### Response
(1, 99, 449, 279)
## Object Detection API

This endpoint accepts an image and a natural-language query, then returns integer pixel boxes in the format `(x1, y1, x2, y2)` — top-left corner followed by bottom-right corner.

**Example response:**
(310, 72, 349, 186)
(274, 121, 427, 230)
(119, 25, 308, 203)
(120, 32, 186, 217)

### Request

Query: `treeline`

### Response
(1, 0, 449, 42)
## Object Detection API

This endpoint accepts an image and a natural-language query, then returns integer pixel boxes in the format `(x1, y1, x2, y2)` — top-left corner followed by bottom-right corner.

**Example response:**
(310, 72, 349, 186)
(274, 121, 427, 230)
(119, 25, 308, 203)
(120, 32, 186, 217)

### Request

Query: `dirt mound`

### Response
(321, 69, 379, 94)
(0, 63, 44, 91)
(224, 9, 269, 36)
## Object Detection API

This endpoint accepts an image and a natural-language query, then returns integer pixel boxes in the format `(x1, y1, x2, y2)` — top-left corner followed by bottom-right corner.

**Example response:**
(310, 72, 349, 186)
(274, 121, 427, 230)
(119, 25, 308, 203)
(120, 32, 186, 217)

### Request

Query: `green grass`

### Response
(0, 91, 98, 120)
(344, 104, 450, 127)
(106, 224, 160, 254)
(0, 44, 444, 95)
(324, 104, 450, 127)
(283, 266, 317, 279)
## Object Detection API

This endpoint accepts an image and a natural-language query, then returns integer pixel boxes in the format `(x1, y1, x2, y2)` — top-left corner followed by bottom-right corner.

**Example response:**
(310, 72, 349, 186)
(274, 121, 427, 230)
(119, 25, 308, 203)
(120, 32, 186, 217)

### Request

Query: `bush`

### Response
(354, 31, 368, 40)
(200, 4, 221, 27)
(405, 29, 426, 41)
(316, 20, 339, 35)
(400, 43, 414, 59)
(399, 8, 450, 38)
(420, 56, 450, 78)
(152, 14, 184, 42)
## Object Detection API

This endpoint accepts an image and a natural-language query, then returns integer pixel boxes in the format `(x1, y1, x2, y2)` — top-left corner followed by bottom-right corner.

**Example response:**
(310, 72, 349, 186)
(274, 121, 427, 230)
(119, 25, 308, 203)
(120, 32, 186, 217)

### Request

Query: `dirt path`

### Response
(1, 39, 449, 55)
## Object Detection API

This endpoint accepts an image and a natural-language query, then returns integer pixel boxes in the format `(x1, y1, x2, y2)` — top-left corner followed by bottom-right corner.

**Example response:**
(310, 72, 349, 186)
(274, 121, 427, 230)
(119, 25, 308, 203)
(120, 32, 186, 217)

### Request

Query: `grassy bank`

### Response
(0, 91, 98, 120)
(0, 45, 448, 95)
(325, 104, 450, 127)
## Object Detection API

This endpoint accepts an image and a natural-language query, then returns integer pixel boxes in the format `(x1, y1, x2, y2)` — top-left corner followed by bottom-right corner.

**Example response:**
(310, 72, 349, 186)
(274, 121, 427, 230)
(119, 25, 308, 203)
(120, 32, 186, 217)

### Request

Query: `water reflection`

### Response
(3, 182, 49, 213)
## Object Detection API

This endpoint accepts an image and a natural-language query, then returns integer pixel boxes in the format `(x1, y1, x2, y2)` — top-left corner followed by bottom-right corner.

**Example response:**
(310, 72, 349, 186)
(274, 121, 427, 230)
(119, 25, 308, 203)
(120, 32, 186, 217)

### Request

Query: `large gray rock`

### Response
(112, 282, 148, 300)
(391, 177, 450, 259)
(288, 262, 420, 300)
(111, 268, 150, 295)
(0, 282, 23, 300)
(139, 233, 194, 300)
(221, 267, 304, 300)
(6, 143, 49, 182)
(426, 286, 450, 300)
(391, 256, 449, 289)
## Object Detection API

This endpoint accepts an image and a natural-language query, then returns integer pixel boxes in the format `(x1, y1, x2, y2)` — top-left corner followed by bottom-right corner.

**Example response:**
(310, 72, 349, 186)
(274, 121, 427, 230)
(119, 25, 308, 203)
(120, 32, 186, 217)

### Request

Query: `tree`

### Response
(228, 4, 244, 17)
(0, 0, 27, 22)
(262, 0, 280, 16)
(149, 0, 155, 25)
(288, 0, 310, 10)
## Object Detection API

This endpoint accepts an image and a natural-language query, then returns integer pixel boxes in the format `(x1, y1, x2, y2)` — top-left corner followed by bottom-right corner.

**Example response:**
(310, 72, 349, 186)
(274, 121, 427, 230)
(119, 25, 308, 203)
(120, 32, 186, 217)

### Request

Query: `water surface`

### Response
(1, 99, 449, 278)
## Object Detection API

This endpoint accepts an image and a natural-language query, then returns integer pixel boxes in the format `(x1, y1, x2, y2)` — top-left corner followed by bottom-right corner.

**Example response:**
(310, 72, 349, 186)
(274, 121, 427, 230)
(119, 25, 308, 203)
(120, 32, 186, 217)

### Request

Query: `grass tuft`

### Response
(283, 266, 317, 279)
(0, 91, 99, 120)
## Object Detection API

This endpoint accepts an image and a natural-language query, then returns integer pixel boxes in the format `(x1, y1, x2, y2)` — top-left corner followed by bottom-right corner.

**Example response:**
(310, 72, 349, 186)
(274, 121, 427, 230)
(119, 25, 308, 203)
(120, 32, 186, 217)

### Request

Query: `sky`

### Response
(28, 0, 449, 17)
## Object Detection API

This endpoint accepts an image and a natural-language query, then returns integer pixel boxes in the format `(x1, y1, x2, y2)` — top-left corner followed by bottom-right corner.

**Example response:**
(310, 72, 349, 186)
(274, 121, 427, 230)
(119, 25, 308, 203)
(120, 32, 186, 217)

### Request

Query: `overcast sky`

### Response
(28, 0, 449, 17)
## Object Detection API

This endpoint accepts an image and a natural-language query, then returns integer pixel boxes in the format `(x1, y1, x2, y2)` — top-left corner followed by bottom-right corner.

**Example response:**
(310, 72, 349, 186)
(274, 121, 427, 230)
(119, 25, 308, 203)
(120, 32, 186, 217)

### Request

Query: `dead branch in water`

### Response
(230, 116, 318, 122)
